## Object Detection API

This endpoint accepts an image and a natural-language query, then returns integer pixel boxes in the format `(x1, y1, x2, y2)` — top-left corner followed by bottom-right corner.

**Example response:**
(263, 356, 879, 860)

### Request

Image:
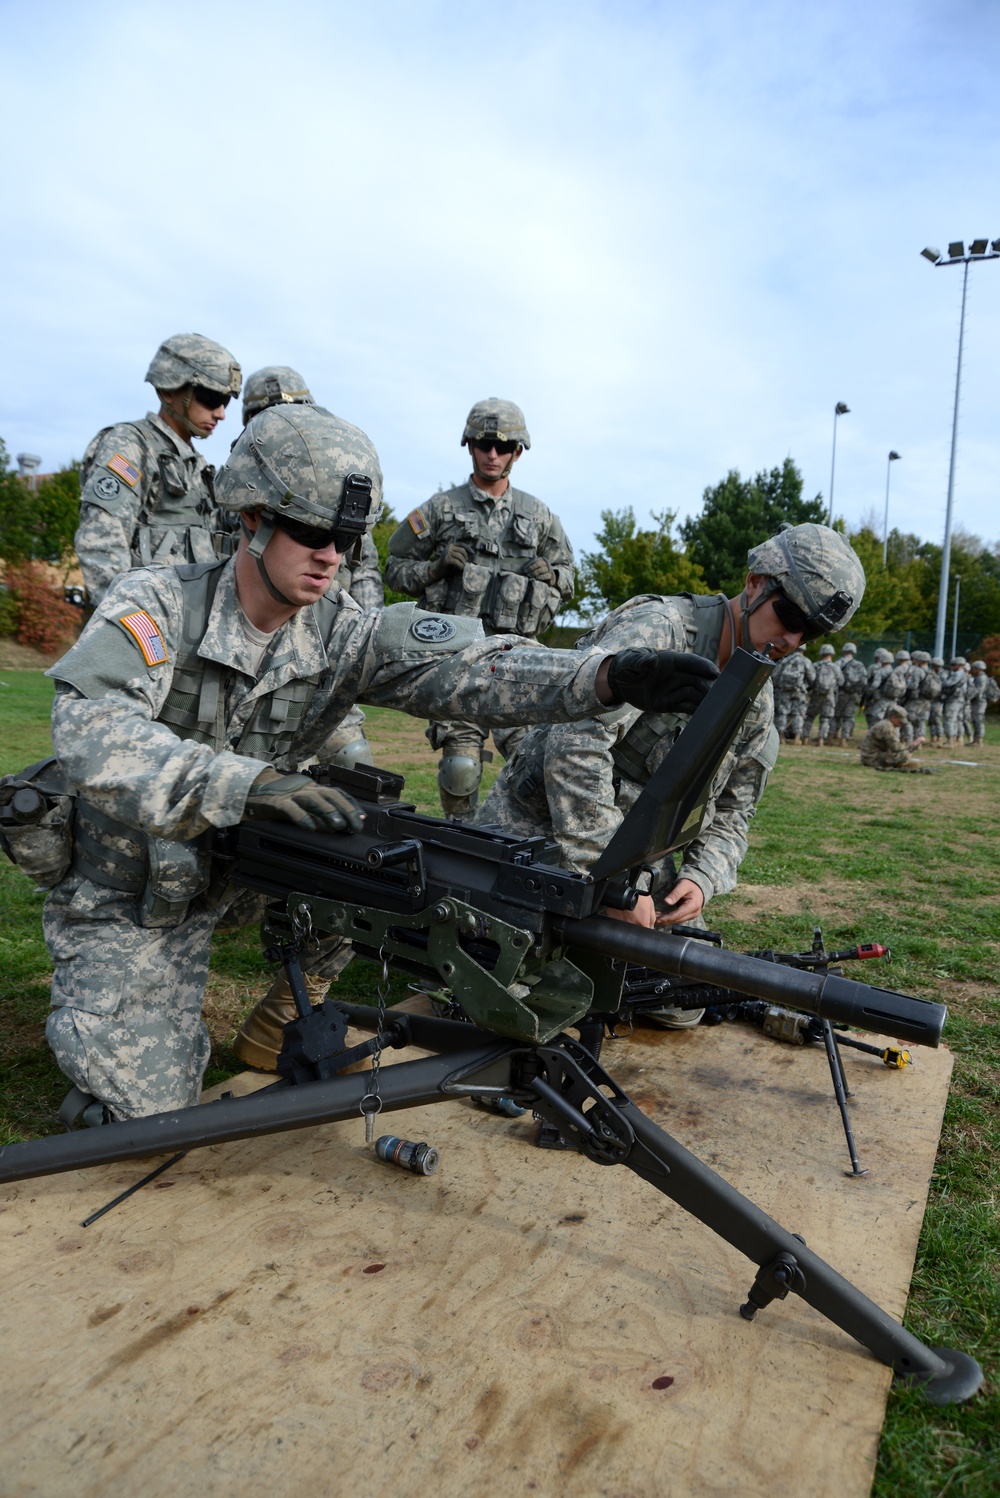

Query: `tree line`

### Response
(2, 437, 999, 645)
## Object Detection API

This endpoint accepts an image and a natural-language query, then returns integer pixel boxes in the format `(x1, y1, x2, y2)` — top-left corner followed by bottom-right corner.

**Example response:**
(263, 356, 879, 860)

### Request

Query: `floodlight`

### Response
(889, 451, 900, 462)
(948, 241, 965, 258)
(921, 247, 941, 263)
(835, 402, 850, 416)
(970, 239, 989, 256)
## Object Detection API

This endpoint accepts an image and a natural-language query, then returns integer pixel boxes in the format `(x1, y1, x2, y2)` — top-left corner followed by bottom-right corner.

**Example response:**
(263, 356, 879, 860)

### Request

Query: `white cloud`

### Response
(2, 0, 999, 561)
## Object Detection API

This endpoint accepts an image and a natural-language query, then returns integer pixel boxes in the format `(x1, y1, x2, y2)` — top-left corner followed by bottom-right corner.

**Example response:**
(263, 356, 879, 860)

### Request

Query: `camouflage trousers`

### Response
(970, 701, 988, 743)
(781, 690, 809, 738)
(928, 701, 944, 738)
(805, 691, 838, 742)
(905, 704, 929, 743)
(426, 719, 526, 820)
(314, 703, 372, 768)
(865, 700, 890, 729)
(835, 693, 863, 738)
(942, 700, 967, 739)
(44, 874, 219, 1120)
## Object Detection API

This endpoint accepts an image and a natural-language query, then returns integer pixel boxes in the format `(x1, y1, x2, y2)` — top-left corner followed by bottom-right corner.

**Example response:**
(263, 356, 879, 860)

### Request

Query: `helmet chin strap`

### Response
(739, 578, 782, 657)
(241, 514, 296, 606)
(161, 386, 206, 441)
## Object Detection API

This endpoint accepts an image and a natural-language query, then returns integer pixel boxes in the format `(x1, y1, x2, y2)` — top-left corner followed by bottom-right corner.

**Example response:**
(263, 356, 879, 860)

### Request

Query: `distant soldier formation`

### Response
(772, 637, 998, 773)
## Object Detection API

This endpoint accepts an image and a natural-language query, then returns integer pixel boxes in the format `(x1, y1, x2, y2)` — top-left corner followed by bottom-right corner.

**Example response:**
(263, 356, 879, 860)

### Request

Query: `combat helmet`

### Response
(972, 660, 987, 671)
(216, 404, 382, 605)
(461, 398, 531, 450)
(841, 641, 858, 654)
(242, 366, 315, 425)
(895, 649, 911, 663)
(819, 643, 835, 656)
(911, 649, 931, 663)
(146, 333, 242, 399)
(743, 522, 866, 643)
(931, 656, 944, 668)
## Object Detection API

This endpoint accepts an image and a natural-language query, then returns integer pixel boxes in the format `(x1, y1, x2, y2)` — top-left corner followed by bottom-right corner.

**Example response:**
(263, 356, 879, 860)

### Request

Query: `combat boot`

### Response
(792, 734, 803, 746)
(234, 969, 332, 1071)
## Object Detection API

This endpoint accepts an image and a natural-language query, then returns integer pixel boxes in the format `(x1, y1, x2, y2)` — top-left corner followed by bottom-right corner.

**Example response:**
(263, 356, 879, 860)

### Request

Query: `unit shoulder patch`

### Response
(407, 508, 428, 536)
(107, 452, 141, 487)
(117, 610, 169, 667)
(410, 615, 457, 643)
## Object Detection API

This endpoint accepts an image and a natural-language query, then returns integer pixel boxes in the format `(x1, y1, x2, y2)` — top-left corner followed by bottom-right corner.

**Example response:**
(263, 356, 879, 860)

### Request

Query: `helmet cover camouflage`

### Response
(819, 643, 835, 656)
(931, 656, 944, 667)
(911, 649, 930, 663)
(895, 650, 911, 662)
(953, 656, 967, 666)
(972, 660, 987, 671)
(242, 366, 314, 424)
(461, 397, 531, 450)
(216, 404, 383, 531)
(745, 523, 866, 636)
(145, 333, 242, 398)
(841, 641, 858, 654)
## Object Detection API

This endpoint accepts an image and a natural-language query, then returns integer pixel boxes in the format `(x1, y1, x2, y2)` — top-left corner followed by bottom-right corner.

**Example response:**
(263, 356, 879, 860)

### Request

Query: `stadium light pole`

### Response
(921, 238, 1000, 658)
(882, 451, 901, 566)
(951, 575, 961, 660)
(826, 402, 849, 526)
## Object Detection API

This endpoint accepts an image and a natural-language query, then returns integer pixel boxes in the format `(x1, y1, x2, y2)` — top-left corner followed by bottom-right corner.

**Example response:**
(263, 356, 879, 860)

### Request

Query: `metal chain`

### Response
(360, 945, 391, 1143)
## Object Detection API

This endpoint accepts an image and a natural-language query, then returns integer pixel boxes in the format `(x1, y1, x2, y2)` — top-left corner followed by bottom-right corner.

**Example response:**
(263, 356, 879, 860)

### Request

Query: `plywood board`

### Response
(0, 1016, 952, 1498)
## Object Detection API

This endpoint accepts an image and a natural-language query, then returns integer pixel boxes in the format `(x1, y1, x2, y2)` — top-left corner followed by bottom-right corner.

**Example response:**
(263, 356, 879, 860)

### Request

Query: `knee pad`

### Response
(439, 754, 482, 798)
(327, 736, 374, 770)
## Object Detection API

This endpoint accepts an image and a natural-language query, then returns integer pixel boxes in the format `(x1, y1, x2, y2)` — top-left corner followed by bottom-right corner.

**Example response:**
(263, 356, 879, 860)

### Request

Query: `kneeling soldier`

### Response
(39, 405, 716, 1121)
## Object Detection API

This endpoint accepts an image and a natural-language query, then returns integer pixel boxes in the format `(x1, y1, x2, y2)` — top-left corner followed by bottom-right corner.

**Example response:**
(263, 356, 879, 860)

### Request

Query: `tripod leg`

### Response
(820, 1019, 867, 1177)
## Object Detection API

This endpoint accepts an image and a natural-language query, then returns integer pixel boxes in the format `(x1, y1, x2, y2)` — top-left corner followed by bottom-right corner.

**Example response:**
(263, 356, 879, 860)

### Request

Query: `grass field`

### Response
(1, 667, 997, 1494)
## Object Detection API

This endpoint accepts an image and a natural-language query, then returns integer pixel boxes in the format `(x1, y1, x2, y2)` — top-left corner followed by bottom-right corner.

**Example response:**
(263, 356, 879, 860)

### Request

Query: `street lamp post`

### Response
(951, 575, 961, 660)
(826, 402, 849, 526)
(882, 451, 901, 566)
(921, 238, 1000, 659)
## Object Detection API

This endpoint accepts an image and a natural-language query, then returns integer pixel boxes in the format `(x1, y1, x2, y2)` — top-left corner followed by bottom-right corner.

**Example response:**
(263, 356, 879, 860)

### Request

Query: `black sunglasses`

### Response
(771, 586, 853, 642)
(472, 438, 518, 455)
(274, 514, 354, 552)
(192, 385, 232, 410)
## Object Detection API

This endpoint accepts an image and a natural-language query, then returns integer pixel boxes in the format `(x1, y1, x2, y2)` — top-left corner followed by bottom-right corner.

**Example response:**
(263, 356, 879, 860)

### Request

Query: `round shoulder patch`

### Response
(95, 475, 121, 498)
(410, 615, 457, 643)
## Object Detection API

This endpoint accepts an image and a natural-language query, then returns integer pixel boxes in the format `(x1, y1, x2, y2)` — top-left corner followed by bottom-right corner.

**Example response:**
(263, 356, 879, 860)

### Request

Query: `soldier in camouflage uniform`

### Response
(40, 404, 714, 1120)
(962, 661, 975, 743)
(241, 366, 384, 773)
(386, 399, 575, 820)
(74, 334, 242, 606)
(772, 644, 814, 743)
(863, 649, 893, 728)
(902, 650, 933, 745)
(926, 657, 945, 744)
(834, 641, 867, 742)
(478, 523, 866, 1026)
(859, 708, 932, 773)
(968, 660, 999, 744)
(804, 642, 843, 744)
(941, 656, 969, 745)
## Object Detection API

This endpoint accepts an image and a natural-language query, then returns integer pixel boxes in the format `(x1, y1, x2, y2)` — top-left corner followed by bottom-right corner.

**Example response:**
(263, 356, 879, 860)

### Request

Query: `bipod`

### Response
(0, 996, 981, 1405)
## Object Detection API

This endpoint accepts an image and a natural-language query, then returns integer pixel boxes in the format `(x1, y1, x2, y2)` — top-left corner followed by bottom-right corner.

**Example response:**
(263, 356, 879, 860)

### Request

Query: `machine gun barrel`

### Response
(555, 915, 945, 1048)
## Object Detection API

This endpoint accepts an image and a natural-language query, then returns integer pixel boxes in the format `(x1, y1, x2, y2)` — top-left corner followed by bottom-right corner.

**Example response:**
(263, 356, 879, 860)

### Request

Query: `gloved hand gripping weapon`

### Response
(0, 648, 981, 1404)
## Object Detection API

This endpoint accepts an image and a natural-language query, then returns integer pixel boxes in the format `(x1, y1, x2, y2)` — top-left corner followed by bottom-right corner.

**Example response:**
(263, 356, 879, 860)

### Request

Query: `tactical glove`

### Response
(523, 557, 556, 585)
(606, 648, 719, 716)
(427, 544, 470, 582)
(244, 769, 364, 834)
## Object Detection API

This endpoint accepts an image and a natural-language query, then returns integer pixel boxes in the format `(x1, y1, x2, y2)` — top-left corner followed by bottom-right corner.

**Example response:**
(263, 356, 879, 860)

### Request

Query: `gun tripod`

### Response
(0, 944, 981, 1406)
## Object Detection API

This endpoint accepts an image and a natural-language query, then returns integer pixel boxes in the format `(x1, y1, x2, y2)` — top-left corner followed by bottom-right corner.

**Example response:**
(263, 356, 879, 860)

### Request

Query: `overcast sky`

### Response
(2, 0, 998, 564)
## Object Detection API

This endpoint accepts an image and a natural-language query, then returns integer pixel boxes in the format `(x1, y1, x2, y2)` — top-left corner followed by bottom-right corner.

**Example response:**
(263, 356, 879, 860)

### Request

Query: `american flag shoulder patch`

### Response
(407, 508, 428, 536)
(117, 610, 168, 667)
(107, 452, 141, 487)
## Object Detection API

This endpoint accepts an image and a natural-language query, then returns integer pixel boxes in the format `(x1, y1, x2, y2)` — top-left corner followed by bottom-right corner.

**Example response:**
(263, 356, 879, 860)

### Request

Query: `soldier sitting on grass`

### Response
(859, 707, 933, 774)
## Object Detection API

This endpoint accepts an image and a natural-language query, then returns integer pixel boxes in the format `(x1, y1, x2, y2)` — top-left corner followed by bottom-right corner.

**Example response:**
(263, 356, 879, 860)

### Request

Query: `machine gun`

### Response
(0, 649, 981, 1404)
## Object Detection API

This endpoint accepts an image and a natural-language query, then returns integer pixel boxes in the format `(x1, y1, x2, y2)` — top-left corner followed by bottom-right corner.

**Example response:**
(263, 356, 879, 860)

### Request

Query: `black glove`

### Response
(606, 648, 719, 716)
(523, 557, 556, 584)
(244, 770, 364, 834)
(427, 543, 470, 582)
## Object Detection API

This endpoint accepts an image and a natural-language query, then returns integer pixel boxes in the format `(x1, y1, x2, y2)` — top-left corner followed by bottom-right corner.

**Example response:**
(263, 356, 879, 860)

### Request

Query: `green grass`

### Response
(1, 672, 997, 1492)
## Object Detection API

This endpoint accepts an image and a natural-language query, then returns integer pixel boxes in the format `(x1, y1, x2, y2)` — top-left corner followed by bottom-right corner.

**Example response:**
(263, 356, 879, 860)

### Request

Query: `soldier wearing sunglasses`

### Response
(74, 333, 242, 607)
(386, 398, 575, 819)
(477, 522, 866, 1027)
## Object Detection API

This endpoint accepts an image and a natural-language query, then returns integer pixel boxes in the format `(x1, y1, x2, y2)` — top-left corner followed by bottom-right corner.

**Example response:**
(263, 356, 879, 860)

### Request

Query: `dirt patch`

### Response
(714, 879, 870, 922)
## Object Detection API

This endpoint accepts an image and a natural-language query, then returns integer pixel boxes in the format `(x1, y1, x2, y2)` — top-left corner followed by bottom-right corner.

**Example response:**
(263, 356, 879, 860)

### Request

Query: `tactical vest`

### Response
(420, 485, 563, 636)
(70, 561, 337, 926)
(508, 594, 731, 807)
(82, 419, 230, 568)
